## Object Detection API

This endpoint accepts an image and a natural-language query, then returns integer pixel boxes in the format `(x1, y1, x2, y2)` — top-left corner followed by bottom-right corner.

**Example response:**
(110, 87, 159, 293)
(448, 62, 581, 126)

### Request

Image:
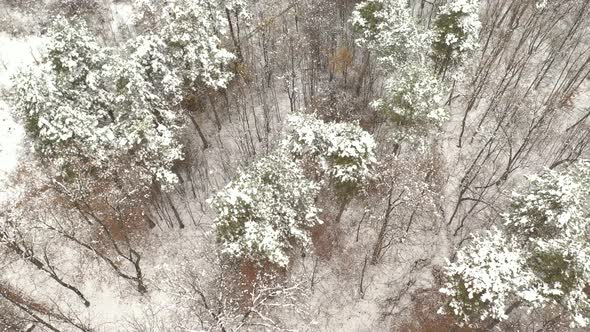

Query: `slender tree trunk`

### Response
(334, 198, 349, 224)
(187, 112, 210, 149)
(226, 8, 243, 62)
(359, 255, 369, 299)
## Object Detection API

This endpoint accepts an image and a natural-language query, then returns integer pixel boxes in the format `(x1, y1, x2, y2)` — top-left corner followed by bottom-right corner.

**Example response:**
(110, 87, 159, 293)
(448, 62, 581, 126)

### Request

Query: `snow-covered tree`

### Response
(431, 0, 481, 75)
(284, 113, 377, 192)
(134, 0, 235, 90)
(209, 152, 321, 267)
(440, 230, 536, 324)
(441, 161, 590, 328)
(132, 0, 236, 148)
(11, 18, 183, 192)
(351, 0, 431, 69)
(13, 19, 114, 176)
(372, 64, 448, 144)
(352, 0, 448, 145)
(110, 39, 184, 190)
(124, 34, 183, 104)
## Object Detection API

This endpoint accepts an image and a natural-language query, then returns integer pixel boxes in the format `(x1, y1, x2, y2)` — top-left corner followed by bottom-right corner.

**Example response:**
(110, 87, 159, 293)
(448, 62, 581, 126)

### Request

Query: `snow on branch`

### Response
(11, 17, 184, 192)
(441, 160, 590, 328)
(209, 152, 321, 267)
(283, 113, 377, 191)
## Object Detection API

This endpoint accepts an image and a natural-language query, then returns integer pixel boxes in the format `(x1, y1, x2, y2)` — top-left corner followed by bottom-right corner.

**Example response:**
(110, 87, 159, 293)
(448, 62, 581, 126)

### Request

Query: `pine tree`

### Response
(352, 0, 449, 145)
(284, 113, 377, 194)
(134, 0, 235, 90)
(371, 64, 448, 144)
(12, 18, 183, 193)
(441, 161, 590, 328)
(431, 0, 481, 76)
(351, 0, 431, 70)
(209, 152, 321, 267)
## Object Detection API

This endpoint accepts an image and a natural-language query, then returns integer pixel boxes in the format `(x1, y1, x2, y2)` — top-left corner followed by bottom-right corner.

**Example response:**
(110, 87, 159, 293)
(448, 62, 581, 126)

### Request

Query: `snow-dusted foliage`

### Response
(352, 0, 448, 143)
(351, 0, 431, 68)
(504, 163, 590, 238)
(432, 0, 481, 71)
(111, 40, 184, 189)
(209, 152, 321, 267)
(13, 19, 110, 152)
(284, 113, 377, 189)
(535, 0, 552, 10)
(372, 65, 448, 143)
(441, 161, 590, 328)
(440, 230, 535, 323)
(11, 18, 183, 190)
(134, 0, 235, 90)
(125, 34, 183, 103)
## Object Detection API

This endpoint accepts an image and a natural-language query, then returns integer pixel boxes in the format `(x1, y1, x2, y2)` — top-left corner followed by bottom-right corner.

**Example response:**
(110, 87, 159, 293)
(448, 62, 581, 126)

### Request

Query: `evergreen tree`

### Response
(284, 113, 377, 193)
(12, 18, 183, 192)
(431, 0, 481, 76)
(209, 152, 321, 267)
(441, 161, 590, 328)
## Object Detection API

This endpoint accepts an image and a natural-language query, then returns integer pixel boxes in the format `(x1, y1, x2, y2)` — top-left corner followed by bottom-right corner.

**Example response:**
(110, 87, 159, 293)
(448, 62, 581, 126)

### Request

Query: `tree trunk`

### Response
(187, 112, 210, 149)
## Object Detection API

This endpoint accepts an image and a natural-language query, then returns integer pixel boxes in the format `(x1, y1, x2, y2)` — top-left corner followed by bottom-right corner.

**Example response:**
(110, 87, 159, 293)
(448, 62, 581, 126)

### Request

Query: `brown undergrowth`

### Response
(0, 283, 52, 316)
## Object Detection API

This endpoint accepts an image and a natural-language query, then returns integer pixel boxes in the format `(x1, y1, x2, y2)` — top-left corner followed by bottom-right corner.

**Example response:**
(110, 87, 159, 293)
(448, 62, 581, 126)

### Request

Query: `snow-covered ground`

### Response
(0, 33, 46, 199)
(0, 101, 22, 180)
(2, 1, 590, 331)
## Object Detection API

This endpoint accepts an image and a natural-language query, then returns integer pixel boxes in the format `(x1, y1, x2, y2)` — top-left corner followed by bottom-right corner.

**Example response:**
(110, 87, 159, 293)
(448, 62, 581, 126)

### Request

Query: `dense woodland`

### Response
(1, 0, 590, 331)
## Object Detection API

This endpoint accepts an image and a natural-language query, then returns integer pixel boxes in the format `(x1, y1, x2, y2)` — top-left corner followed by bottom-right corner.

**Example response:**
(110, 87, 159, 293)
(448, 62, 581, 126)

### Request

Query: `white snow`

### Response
(0, 33, 45, 198)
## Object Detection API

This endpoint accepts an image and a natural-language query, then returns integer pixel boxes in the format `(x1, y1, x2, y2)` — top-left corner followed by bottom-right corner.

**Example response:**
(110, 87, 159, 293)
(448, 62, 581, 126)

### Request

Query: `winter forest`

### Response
(0, 0, 590, 331)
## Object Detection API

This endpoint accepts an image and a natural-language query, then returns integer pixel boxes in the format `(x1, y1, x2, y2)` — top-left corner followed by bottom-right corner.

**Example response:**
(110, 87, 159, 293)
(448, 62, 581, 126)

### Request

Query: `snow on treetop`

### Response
(209, 152, 321, 267)
(284, 113, 377, 189)
(442, 160, 590, 328)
